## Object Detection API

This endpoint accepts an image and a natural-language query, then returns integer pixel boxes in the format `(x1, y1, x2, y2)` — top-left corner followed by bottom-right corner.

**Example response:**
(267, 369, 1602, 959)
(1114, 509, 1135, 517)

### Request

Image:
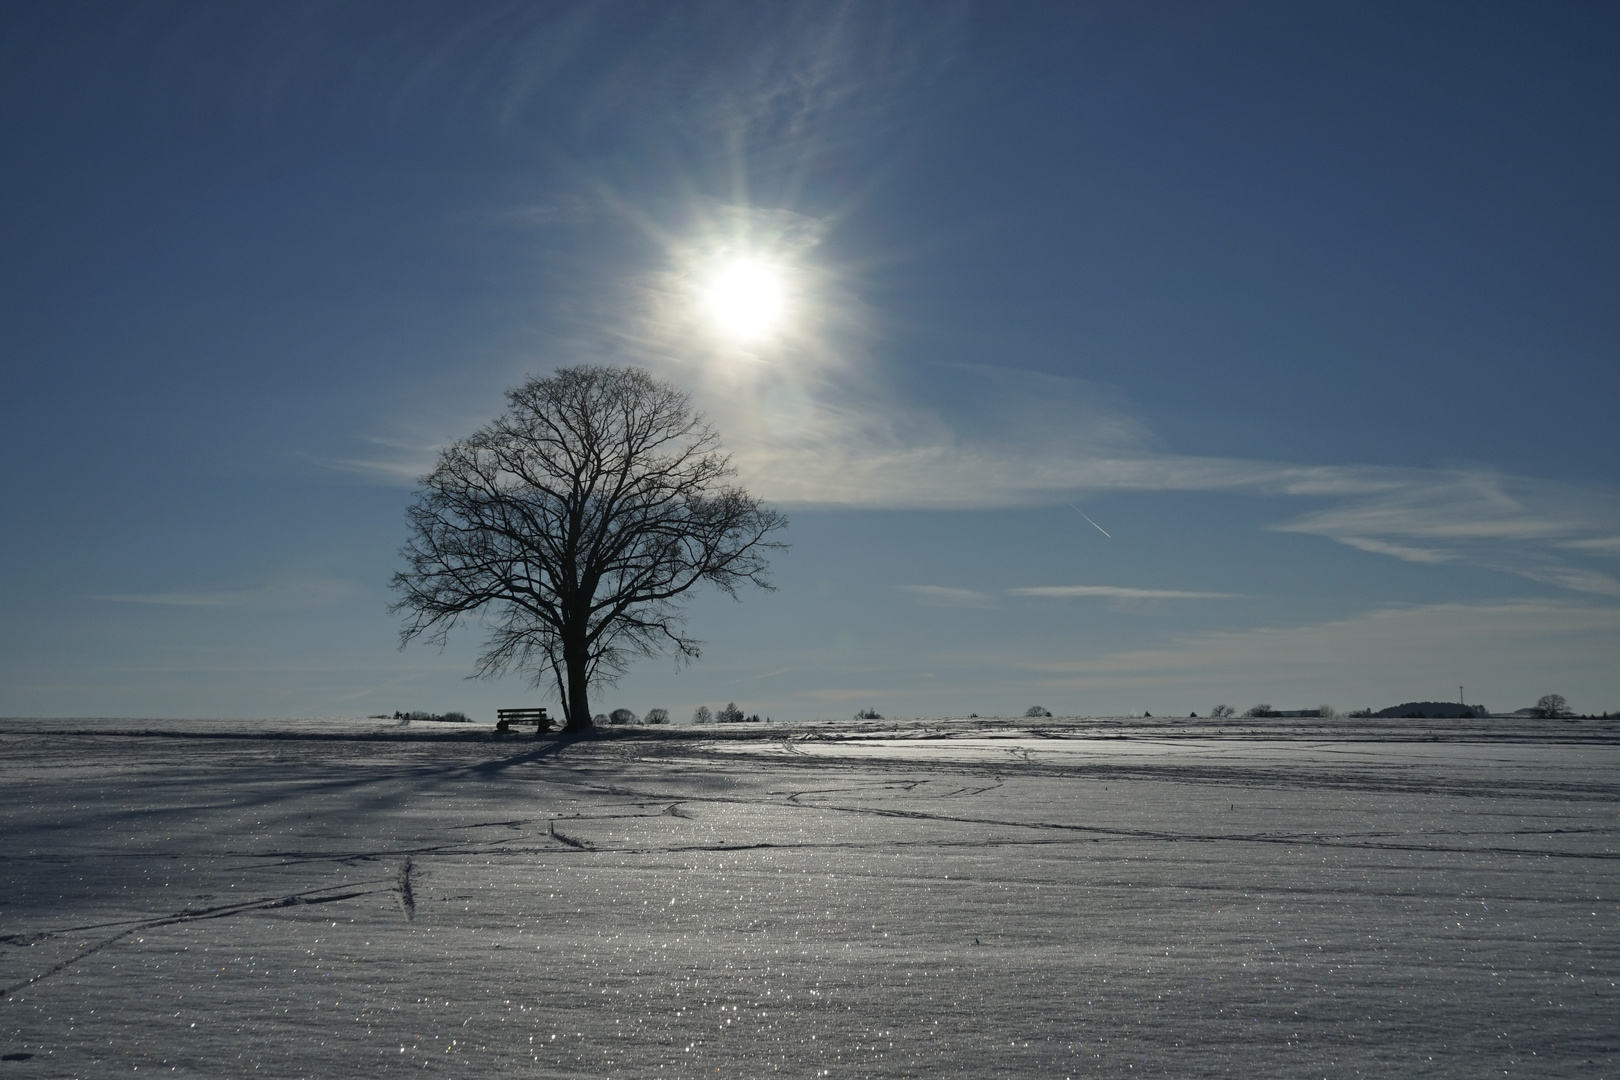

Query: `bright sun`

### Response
(699, 257, 787, 343)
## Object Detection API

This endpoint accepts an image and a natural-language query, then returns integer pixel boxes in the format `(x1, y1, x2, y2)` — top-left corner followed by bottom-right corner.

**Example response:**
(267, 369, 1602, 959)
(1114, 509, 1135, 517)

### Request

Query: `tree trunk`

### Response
(562, 634, 593, 731)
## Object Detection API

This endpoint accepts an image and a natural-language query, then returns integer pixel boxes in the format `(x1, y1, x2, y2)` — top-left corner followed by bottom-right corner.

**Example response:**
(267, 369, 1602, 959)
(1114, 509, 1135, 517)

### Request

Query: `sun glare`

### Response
(700, 257, 787, 343)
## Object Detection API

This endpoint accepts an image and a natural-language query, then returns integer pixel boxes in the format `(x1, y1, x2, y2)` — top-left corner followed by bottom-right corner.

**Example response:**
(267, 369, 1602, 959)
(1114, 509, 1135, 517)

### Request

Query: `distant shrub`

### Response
(1210, 704, 1235, 718)
(1317, 704, 1339, 719)
(1244, 704, 1275, 718)
(592, 713, 608, 725)
(1024, 706, 1052, 717)
(745, 713, 763, 723)
(692, 705, 712, 724)
(608, 708, 637, 725)
(854, 707, 883, 720)
(1347, 708, 1373, 718)
(402, 710, 470, 723)
(644, 708, 670, 725)
(717, 702, 745, 723)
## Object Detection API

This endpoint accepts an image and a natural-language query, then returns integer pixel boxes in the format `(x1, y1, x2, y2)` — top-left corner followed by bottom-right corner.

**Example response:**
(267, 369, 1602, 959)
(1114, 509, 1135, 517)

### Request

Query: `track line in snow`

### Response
(1, 880, 389, 997)
(548, 820, 593, 850)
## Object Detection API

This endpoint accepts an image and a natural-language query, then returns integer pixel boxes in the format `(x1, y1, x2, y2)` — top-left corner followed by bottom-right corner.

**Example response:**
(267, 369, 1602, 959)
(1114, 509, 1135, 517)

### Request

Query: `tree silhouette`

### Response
(1533, 693, 1570, 719)
(391, 367, 786, 731)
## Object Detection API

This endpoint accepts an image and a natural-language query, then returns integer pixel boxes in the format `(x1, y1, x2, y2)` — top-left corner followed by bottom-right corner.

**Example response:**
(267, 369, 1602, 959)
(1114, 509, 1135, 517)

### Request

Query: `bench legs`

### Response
(495, 718, 551, 734)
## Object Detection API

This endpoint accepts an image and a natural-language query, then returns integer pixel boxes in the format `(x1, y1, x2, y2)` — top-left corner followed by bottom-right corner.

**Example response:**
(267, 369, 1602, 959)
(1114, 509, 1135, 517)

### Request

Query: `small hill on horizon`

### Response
(1373, 701, 1484, 719)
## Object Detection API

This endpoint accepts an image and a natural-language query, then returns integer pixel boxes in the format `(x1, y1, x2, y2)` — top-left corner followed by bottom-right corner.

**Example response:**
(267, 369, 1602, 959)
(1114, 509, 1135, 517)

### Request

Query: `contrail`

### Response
(1069, 503, 1111, 538)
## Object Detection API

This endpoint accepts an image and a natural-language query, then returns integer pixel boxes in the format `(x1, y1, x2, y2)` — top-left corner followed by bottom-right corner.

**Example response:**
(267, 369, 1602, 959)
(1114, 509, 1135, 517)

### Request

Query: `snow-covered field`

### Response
(1, 715, 1616, 1078)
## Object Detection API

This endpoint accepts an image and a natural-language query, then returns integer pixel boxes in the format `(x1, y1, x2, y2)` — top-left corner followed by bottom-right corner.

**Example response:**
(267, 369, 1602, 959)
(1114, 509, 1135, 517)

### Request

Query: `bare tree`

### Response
(391, 367, 786, 732)
(1210, 704, 1235, 718)
(1533, 693, 1570, 719)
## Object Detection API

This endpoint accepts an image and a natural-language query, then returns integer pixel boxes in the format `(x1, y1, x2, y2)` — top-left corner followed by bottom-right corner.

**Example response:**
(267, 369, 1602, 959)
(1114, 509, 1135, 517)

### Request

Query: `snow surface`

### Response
(1, 715, 1616, 1077)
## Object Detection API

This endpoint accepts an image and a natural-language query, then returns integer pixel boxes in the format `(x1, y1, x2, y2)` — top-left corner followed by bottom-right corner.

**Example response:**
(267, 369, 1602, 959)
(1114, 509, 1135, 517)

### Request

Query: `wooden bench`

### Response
(495, 708, 553, 733)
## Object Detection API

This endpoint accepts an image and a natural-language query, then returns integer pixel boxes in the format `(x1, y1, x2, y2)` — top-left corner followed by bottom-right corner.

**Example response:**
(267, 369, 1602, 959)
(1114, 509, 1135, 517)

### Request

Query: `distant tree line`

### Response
(1193, 693, 1594, 721)
(692, 703, 765, 723)
(511, 692, 1608, 728)
(381, 710, 471, 723)
(595, 707, 671, 725)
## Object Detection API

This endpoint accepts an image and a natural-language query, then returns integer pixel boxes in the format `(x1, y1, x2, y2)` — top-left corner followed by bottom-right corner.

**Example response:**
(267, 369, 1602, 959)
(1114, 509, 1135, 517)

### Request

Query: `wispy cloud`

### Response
(1270, 470, 1620, 596)
(1333, 537, 1456, 564)
(306, 431, 459, 486)
(1271, 471, 1603, 543)
(502, 193, 600, 228)
(93, 577, 361, 610)
(689, 358, 1620, 601)
(898, 585, 998, 609)
(1563, 536, 1620, 556)
(1508, 565, 1620, 599)
(66, 2, 967, 151)
(728, 667, 795, 683)
(1009, 586, 1243, 600)
(1020, 600, 1620, 712)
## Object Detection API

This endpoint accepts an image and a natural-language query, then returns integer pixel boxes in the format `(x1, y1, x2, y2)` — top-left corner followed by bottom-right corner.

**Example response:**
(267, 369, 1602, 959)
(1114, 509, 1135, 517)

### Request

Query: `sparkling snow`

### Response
(2, 715, 1616, 1077)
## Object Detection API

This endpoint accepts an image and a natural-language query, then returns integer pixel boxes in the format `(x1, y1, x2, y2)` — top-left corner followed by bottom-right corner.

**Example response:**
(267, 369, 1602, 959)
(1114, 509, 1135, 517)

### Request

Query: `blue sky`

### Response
(3, 1, 1617, 720)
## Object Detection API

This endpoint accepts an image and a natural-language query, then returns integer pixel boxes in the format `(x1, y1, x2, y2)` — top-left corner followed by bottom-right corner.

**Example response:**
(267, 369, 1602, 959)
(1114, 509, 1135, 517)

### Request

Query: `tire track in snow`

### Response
(1, 880, 389, 997)
(552, 780, 1619, 861)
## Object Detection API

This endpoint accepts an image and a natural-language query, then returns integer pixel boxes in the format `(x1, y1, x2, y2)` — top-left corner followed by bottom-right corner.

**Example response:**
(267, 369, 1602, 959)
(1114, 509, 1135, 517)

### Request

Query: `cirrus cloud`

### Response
(1008, 586, 1244, 600)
